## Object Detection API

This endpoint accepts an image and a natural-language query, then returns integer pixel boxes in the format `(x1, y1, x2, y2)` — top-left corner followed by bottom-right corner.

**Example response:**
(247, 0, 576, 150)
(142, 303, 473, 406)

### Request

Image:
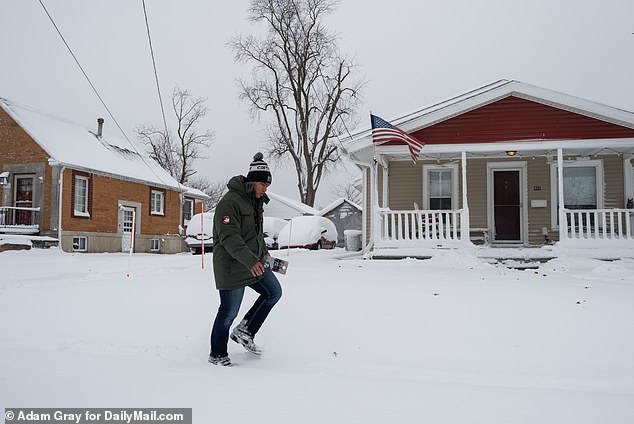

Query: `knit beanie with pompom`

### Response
(245, 152, 272, 184)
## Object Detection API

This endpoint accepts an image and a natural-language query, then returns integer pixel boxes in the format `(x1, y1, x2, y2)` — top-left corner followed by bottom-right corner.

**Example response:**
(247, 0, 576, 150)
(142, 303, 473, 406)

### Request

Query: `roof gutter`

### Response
(58, 167, 65, 251)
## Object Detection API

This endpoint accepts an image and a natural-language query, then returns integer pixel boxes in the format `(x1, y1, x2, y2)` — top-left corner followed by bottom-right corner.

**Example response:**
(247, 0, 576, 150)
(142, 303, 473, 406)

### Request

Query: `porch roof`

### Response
(372, 137, 634, 162)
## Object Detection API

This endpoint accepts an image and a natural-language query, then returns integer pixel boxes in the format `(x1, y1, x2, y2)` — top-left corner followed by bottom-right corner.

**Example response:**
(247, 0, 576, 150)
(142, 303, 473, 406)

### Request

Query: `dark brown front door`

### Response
(15, 176, 34, 225)
(493, 170, 520, 241)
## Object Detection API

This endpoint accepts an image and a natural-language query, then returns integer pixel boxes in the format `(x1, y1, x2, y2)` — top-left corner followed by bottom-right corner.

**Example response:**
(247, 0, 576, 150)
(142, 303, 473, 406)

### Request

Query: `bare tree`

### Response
(188, 176, 228, 211)
(230, 0, 364, 206)
(137, 86, 213, 185)
(332, 179, 362, 206)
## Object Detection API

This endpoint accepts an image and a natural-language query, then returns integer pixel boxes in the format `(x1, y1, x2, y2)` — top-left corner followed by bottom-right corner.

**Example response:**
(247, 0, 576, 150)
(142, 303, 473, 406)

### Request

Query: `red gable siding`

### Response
(410, 96, 634, 145)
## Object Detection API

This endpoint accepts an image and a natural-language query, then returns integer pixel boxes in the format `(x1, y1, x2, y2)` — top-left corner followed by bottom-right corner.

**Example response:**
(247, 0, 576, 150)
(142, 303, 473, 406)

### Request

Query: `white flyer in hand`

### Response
(266, 256, 289, 274)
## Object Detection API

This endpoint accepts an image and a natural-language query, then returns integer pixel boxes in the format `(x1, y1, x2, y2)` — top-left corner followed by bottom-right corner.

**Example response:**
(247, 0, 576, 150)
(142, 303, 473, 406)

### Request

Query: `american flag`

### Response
(370, 114, 425, 163)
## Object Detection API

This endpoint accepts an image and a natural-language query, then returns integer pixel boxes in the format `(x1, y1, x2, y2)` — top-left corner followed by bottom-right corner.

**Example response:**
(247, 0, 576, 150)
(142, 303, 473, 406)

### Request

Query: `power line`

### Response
(36, 0, 173, 188)
(142, 0, 170, 138)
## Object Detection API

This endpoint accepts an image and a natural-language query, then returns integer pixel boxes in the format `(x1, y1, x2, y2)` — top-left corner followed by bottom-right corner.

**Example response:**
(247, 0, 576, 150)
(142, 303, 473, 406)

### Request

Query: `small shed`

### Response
(318, 198, 362, 246)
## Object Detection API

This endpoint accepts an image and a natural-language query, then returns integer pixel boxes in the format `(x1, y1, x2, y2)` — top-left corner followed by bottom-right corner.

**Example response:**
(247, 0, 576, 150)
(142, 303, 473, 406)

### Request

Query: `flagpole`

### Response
(369, 112, 425, 248)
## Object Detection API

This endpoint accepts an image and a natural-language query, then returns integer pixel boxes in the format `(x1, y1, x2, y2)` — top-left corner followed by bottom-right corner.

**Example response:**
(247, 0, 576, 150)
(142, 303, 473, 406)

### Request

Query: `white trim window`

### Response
(423, 164, 458, 210)
(550, 159, 604, 227)
(72, 236, 87, 252)
(150, 238, 160, 252)
(151, 190, 165, 215)
(74, 176, 90, 217)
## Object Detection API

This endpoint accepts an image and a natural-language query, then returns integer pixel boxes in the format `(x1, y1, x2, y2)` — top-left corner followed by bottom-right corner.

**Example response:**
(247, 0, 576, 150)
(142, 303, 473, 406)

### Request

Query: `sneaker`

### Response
(208, 355, 232, 366)
(230, 324, 262, 355)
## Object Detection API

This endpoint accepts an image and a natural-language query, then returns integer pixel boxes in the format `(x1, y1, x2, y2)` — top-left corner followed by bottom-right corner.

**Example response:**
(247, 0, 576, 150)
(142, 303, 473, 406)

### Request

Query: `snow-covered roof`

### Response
(344, 80, 634, 156)
(265, 191, 319, 216)
(317, 198, 362, 216)
(183, 186, 211, 200)
(0, 97, 182, 191)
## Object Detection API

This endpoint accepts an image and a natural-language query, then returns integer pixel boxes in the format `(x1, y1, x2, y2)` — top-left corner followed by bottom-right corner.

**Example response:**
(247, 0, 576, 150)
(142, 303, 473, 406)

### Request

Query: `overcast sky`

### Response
(1, 0, 633, 207)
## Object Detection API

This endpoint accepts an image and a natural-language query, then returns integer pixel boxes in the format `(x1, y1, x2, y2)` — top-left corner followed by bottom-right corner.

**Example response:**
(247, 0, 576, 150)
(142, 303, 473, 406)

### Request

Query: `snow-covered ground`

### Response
(1, 246, 634, 423)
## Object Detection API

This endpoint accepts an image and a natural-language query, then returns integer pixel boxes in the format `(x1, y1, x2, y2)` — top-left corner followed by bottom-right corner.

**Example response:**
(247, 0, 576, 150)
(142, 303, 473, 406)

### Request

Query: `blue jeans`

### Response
(210, 268, 282, 357)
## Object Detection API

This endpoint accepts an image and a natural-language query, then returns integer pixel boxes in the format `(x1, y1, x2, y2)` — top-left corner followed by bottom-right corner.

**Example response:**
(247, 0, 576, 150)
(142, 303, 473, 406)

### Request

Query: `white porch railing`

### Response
(375, 208, 634, 247)
(0, 206, 40, 234)
(377, 209, 466, 246)
(563, 208, 634, 240)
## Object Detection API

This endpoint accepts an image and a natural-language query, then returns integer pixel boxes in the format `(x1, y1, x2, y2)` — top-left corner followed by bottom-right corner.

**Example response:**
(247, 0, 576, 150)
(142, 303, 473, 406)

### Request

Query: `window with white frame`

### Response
(551, 160, 603, 226)
(151, 189, 165, 215)
(72, 236, 87, 252)
(423, 164, 458, 210)
(150, 238, 160, 252)
(74, 176, 89, 217)
(562, 167, 598, 209)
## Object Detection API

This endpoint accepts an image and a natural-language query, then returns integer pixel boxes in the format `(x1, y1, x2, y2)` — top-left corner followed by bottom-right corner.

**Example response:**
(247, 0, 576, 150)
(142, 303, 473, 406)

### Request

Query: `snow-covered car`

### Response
(185, 212, 214, 254)
(263, 217, 288, 250)
(277, 216, 338, 250)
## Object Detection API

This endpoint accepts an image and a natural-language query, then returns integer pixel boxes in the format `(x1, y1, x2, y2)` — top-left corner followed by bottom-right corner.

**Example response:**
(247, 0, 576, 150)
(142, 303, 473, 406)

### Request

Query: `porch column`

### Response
(371, 157, 380, 246)
(461, 151, 470, 242)
(557, 148, 566, 241)
(381, 165, 388, 208)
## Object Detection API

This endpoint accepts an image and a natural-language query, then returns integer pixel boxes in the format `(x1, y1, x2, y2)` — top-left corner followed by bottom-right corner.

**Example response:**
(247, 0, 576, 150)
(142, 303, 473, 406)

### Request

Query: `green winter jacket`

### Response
(212, 175, 269, 290)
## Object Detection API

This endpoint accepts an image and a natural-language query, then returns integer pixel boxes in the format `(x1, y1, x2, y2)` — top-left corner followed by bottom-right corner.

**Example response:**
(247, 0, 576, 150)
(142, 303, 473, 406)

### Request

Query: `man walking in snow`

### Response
(209, 153, 282, 366)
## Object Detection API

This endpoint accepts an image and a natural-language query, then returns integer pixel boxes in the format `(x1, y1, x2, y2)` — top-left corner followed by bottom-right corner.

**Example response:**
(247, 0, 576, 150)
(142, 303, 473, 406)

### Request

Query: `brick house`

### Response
(0, 97, 189, 253)
(343, 80, 634, 254)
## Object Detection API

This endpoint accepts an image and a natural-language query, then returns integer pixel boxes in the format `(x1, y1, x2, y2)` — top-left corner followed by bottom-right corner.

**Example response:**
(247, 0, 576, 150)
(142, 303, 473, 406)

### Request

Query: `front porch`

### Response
(564, 209, 634, 241)
(0, 206, 40, 235)
(376, 208, 468, 247)
(375, 207, 634, 249)
(362, 139, 634, 253)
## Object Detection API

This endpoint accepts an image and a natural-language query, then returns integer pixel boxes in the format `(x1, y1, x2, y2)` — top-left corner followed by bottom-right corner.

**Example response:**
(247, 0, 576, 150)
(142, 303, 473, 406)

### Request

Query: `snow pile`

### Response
(1, 247, 633, 423)
(0, 235, 32, 246)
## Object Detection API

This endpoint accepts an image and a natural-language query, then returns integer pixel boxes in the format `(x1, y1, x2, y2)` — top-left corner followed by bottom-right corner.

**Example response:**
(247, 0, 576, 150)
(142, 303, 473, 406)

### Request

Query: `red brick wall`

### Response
(0, 107, 50, 162)
(0, 106, 52, 229)
(61, 170, 181, 235)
